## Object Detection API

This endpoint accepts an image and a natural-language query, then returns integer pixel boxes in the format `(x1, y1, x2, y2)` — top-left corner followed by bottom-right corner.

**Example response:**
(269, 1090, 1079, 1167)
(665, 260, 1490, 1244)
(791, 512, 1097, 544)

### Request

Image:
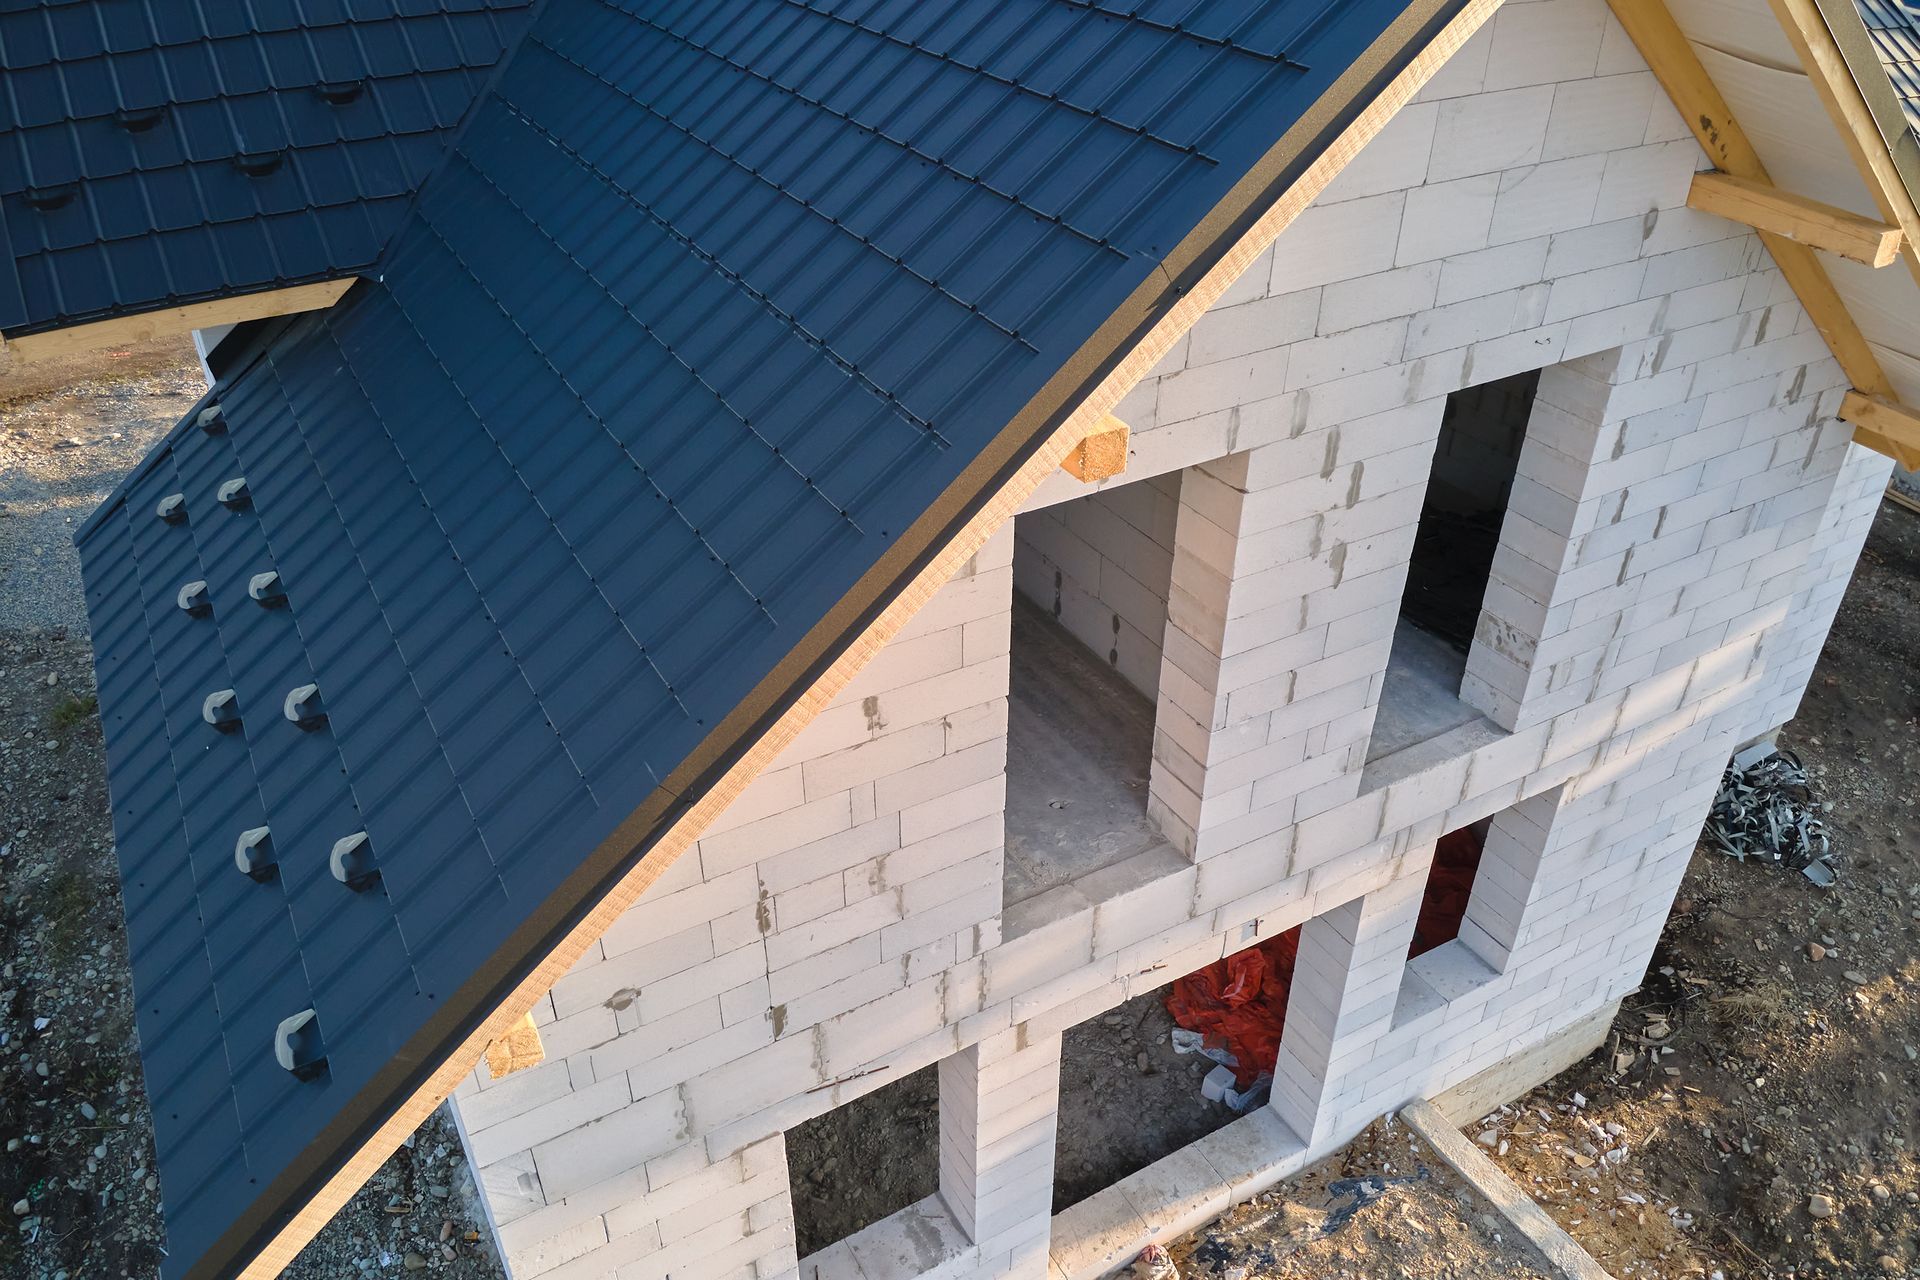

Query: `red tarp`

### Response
(1164, 824, 1486, 1086)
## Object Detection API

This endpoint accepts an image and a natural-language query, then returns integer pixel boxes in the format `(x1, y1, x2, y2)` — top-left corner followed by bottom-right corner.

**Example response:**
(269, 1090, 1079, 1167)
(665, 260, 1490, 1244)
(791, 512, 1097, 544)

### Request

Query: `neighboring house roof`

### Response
(0, 0, 534, 339)
(74, 2, 1478, 1274)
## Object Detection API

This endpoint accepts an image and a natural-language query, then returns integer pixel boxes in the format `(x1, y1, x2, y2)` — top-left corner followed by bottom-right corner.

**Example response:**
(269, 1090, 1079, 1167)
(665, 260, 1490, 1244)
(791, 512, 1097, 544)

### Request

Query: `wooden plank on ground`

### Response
(1401, 1098, 1616, 1280)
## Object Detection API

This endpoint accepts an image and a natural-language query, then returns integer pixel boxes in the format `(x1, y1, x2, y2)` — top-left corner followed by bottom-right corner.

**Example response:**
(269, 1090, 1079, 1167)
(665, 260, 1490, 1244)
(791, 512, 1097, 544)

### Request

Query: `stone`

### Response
(10, 1199, 26, 1216)
(1807, 943, 1825, 962)
(1808, 1193, 1836, 1219)
(1844, 971, 1871, 986)
(403, 1252, 427, 1271)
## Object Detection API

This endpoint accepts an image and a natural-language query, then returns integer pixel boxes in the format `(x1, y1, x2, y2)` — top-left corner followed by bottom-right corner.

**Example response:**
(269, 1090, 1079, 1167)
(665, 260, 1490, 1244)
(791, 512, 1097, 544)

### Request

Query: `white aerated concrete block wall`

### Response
(1012, 474, 1181, 699)
(451, 2, 1894, 1276)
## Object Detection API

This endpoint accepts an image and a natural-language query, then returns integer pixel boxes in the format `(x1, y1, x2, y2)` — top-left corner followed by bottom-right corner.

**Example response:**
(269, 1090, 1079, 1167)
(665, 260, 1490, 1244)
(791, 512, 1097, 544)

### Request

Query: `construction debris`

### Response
(1704, 748, 1832, 878)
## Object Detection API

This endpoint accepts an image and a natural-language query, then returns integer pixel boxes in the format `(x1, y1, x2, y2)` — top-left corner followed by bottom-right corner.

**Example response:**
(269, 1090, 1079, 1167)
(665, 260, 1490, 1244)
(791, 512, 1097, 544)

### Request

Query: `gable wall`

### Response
(446, 3, 1891, 1277)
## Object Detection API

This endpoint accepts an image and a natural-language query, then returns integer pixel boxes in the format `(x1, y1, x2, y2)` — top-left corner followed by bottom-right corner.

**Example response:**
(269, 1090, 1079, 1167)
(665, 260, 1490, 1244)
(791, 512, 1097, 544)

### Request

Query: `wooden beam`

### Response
(3, 278, 355, 363)
(1607, 0, 1915, 467)
(482, 1014, 544, 1079)
(1767, 0, 1920, 291)
(1061, 415, 1130, 482)
(1841, 390, 1920, 470)
(1687, 171, 1904, 267)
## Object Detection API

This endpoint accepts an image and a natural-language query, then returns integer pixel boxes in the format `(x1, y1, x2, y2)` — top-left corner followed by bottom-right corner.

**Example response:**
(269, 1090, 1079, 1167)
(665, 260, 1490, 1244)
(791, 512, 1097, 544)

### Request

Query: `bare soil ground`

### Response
(1474, 500, 1920, 1280)
(1165, 1117, 1554, 1280)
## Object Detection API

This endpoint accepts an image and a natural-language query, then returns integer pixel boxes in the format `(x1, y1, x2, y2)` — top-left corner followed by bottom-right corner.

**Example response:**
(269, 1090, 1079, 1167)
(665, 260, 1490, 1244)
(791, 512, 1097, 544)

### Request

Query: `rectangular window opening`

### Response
(1371, 369, 1541, 762)
(1054, 927, 1300, 1212)
(787, 1065, 938, 1261)
(1409, 820, 1488, 959)
(1004, 474, 1180, 910)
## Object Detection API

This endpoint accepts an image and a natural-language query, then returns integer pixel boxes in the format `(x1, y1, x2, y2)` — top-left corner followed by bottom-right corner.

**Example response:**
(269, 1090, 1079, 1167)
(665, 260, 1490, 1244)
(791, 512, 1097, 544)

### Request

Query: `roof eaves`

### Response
(1801, 0, 1920, 273)
(206, 0, 1496, 1275)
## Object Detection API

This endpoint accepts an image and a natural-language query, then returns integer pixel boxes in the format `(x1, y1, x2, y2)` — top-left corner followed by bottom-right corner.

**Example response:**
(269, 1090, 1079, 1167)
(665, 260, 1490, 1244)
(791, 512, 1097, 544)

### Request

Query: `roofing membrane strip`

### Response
(72, 0, 1461, 1274)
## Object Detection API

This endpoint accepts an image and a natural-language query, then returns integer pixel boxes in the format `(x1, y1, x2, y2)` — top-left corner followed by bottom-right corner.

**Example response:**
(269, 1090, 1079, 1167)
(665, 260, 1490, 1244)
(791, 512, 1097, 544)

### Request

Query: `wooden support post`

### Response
(1061, 414, 1130, 483)
(1687, 171, 1903, 267)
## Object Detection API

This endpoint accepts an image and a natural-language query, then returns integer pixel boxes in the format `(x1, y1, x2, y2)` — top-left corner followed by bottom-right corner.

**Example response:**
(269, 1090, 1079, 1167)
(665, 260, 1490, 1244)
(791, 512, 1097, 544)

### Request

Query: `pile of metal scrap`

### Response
(1704, 744, 1835, 884)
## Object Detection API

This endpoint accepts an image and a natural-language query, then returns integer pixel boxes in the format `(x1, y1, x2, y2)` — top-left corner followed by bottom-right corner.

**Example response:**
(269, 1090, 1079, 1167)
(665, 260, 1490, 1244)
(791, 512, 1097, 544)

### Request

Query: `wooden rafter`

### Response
(482, 1013, 545, 1079)
(1606, 0, 1920, 467)
(1840, 391, 1920, 470)
(1767, 0, 1920, 293)
(1062, 414, 1130, 483)
(1687, 171, 1904, 267)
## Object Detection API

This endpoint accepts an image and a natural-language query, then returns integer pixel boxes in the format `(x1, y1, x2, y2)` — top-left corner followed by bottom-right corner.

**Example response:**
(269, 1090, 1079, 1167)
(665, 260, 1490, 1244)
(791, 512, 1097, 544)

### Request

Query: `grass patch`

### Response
(47, 693, 97, 734)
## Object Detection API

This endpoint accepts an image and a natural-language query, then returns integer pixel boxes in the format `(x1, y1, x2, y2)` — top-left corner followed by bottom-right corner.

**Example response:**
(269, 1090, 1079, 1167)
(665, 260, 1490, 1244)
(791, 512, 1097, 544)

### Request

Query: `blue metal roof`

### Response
(75, 1, 1458, 1275)
(0, 0, 534, 337)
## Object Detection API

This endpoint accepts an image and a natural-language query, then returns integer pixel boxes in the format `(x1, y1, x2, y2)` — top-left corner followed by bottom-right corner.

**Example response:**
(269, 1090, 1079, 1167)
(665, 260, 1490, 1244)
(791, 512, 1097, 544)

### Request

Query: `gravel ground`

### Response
(0, 343, 204, 632)
(0, 342, 506, 1280)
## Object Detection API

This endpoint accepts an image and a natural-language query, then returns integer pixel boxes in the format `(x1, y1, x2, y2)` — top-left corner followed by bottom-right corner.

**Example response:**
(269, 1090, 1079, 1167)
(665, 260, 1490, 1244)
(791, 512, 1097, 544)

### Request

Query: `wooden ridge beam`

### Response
(1607, 0, 1915, 467)
(1687, 171, 1904, 267)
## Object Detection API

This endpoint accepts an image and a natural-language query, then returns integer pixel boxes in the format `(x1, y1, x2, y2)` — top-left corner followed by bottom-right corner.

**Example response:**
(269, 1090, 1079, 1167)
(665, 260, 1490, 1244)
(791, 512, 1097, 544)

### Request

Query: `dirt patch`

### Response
(787, 1064, 941, 1258)
(0, 350, 506, 1279)
(1166, 1117, 1555, 1279)
(1053, 986, 1245, 1211)
(1474, 499, 1920, 1280)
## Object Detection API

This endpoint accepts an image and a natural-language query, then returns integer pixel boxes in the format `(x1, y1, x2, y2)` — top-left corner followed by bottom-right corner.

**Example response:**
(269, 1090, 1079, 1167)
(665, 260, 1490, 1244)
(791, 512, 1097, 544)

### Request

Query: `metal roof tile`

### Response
(1, 0, 536, 338)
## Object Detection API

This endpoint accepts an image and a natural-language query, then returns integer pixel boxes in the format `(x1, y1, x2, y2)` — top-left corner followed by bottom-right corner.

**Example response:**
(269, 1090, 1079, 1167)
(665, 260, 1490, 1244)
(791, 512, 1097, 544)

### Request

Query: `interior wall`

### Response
(1426, 369, 1539, 516)
(1011, 473, 1181, 701)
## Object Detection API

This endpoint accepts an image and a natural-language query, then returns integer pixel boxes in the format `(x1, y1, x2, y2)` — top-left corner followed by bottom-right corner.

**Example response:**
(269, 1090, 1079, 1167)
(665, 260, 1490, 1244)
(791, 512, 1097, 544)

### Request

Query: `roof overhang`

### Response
(1615, 0, 1920, 466)
(1, 278, 355, 366)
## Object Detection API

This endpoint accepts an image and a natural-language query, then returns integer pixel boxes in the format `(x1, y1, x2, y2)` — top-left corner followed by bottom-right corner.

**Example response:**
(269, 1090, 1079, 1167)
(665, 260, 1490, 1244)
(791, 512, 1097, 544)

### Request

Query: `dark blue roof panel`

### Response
(0, 0, 535, 336)
(76, 1, 1457, 1275)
